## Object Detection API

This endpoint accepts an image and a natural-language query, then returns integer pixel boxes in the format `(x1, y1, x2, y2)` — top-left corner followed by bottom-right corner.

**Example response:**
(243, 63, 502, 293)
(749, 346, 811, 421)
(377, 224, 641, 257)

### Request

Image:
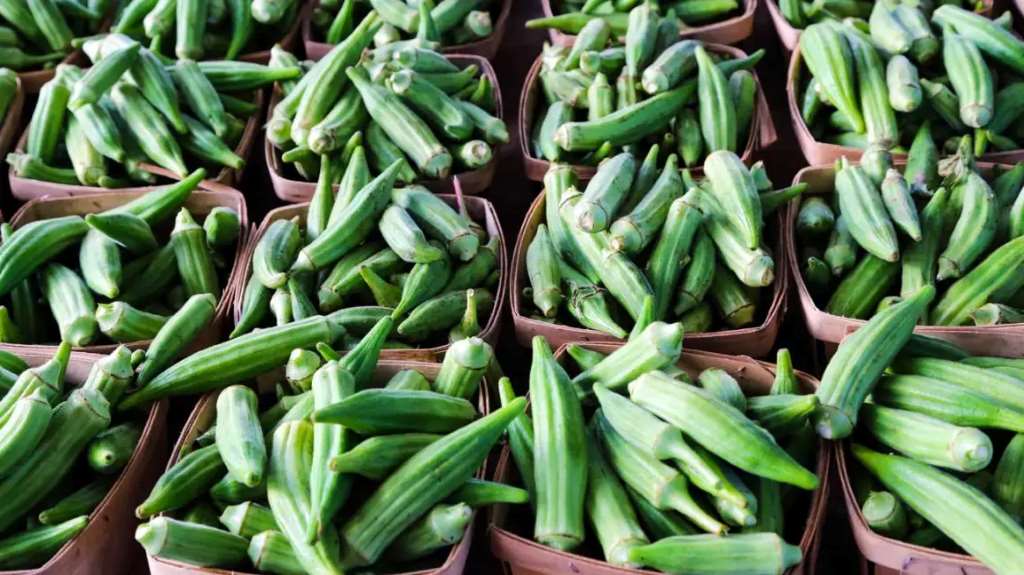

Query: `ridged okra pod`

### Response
(41, 263, 97, 347)
(247, 530, 303, 575)
(628, 533, 802, 574)
(862, 490, 908, 538)
(872, 374, 1024, 433)
(993, 434, 1024, 519)
(309, 362, 355, 543)
(696, 46, 737, 153)
(267, 420, 344, 574)
(835, 157, 899, 262)
(554, 81, 697, 151)
(573, 322, 683, 393)
(219, 502, 279, 538)
(801, 22, 863, 133)
(943, 26, 994, 128)
(892, 356, 1024, 415)
(594, 384, 745, 507)
(433, 337, 492, 400)
(330, 433, 439, 479)
(136, 517, 245, 569)
(814, 286, 934, 439)
(880, 169, 920, 241)
(136, 294, 217, 387)
(498, 377, 536, 499)
(379, 206, 444, 264)
(574, 152, 636, 233)
(704, 151, 763, 250)
(216, 385, 266, 487)
(392, 186, 479, 261)
(384, 502, 472, 563)
(844, 25, 898, 147)
(110, 82, 187, 177)
(171, 209, 220, 298)
(746, 394, 818, 437)
(826, 254, 900, 319)
(87, 422, 142, 474)
(0, 216, 89, 297)
(293, 161, 405, 273)
(0, 391, 52, 477)
(527, 224, 563, 318)
(38, 476, 114, 527)
(95, 302, 167, 342)
(585, 425, 648, 567)
(630, 371, 819, 490)
(313, 388, 475, 435)
(347, 65, 451, 179)
(931, 236, 1024, 326)
(137, 444, 225, 519)
(26, 66, 72, 163)
(645, 193, 703, 320)
(0, 389, 110, 533)
(938, 172, 996, 280)
(71, 41, 140, 110)
(120, 316, 345, 409)
(0, 344, 66, 432)
(854, 444, 1024, 573)
(596, 411, 727, 535)
(338, 395, 526, 567)
(861, 403, 992, 472)
(0, 517, 85, 569)
(559, 190, 653, 319)
(611, 154, 683, 256)
(530, 336, 587, 550)
(253, 218, 302, 290)
(901, 186, 947, 299)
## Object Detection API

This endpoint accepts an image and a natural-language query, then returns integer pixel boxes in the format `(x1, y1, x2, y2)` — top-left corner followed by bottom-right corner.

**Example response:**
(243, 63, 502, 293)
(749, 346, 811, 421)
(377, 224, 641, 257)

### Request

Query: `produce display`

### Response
(531, 0, 746, 34)
(267, 21, 507, 186)
(806, 288, 1024, 572)
(0, 344, 148, 569)
(234, 179, 501, 349)
(111, 0, 299, 61)
(308, 0, 505, 50)
(796, 7, 1024, 156)
(7, 34, 283, 188)
(523, 151, 801, 338)
(134, 325, 527, 573)
(794, 136, 1024, 325)
(498, 332, 818, 573)
(777, 0, 987, 32)
(0, 173, 240, 347)
(0, 0, 109, 71)
(527, 3, 765, 169)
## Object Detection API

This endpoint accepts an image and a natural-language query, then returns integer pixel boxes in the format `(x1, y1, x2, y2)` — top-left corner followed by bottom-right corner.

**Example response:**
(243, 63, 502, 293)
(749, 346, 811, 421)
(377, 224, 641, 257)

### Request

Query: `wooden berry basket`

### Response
(836, 442, 995, 575)
(518, 43, 777, 183)
(265, 55, 503, 202)
(786, 44, 1018, 167)
(489, 343, 830, 575)
(538, 0, 758, 47)
(2, 187, 248, 355)
(785, 161, 1024, 356)
(234, 193, 507, 362)
(0, 349, 168, 575)
(8, 90, 263, 200)
(301, 0, 512, 61)
(510, 191, 789, 357)
(145, 361, 490, 575)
